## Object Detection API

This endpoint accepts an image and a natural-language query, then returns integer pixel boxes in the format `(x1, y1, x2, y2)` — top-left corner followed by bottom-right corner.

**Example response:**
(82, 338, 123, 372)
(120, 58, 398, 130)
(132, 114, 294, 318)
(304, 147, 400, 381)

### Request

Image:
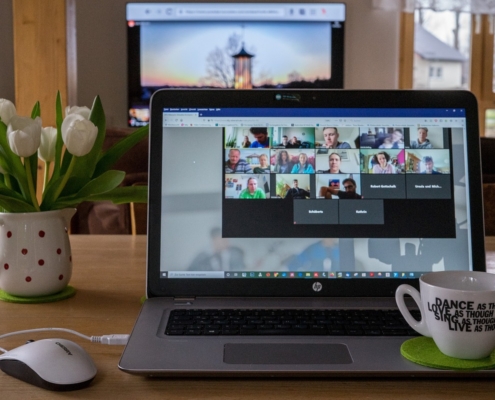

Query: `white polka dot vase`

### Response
(0, 208, 76, 297)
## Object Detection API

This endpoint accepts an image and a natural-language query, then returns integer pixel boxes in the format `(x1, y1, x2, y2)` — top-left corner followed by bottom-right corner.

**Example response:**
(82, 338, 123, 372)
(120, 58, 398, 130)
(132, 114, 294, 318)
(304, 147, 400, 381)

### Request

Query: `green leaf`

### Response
(74, 170, 125, 198)
(0, 185, 31, 202)
(52, 91, 64, 180)
(93, 125, 148, 178)
(0, 192, 37, 213)
(40, 174, 86, 210)
(52, 185, 148, 210)
(30, 101, 41, 119)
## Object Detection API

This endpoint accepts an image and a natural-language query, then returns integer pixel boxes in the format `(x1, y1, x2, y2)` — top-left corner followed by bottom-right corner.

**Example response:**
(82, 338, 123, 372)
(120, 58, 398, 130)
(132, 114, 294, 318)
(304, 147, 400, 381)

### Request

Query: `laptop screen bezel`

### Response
(146, 89, 485, 298)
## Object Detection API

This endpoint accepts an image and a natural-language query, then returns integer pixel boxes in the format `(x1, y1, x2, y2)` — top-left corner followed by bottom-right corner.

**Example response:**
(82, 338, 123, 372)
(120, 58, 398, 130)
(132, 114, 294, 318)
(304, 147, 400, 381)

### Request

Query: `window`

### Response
(413, 9, 470, 90)
(401, 11, 495, 135)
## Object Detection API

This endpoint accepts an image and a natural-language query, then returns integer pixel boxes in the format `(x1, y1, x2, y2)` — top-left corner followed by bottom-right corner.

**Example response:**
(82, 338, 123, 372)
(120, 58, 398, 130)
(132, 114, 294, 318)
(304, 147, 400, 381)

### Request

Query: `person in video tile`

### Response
(372, 151, 395, 174)
(319, 178, 363, 199)
(284, 179, 310, 199)
(239, 177, 266, 199)
(410, 127, 433, 149)
(378, 129, 404, 149)
(319, 127, 351, 149)
(291, 153, 315, 173)
(422, 155, 442, 174)
(225, 149, 252, 173)
(286, 136, 301, 148)
(318, 152, 342, 173)
(253, 154, 271, 174)
(249, 127, 270, 148)
(241, 135, 251, 148)
(273, 150, 293, 173)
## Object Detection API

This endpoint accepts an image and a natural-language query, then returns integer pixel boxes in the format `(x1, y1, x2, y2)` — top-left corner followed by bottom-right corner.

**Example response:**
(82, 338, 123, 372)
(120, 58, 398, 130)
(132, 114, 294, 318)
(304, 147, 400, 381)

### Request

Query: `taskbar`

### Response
(161, 271, 423, 279)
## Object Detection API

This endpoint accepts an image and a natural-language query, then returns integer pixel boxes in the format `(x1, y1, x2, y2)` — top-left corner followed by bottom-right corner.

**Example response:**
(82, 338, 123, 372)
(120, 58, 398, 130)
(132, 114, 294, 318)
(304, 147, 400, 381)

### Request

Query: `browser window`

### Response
(159, 107, 471, 280)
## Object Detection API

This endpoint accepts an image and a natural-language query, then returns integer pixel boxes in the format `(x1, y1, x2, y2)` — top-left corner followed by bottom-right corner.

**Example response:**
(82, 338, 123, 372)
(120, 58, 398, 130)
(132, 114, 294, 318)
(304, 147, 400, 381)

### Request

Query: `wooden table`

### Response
(2, 235, 495, 399)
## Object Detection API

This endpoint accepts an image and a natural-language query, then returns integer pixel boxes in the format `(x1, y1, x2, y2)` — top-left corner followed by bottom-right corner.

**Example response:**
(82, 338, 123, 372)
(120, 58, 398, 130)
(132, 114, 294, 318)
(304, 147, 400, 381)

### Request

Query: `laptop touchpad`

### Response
(224, 343, 353, 364)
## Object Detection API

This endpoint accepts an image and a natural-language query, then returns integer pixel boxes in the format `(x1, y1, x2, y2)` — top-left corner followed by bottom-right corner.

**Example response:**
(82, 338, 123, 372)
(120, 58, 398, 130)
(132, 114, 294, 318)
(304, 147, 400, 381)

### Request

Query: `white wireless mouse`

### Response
(0, 338, 97, 391)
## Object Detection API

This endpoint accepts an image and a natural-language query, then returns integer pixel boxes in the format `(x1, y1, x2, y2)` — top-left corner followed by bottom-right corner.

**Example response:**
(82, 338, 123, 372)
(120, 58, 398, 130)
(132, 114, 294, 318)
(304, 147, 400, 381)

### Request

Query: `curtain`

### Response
(372, 0, 495, 13)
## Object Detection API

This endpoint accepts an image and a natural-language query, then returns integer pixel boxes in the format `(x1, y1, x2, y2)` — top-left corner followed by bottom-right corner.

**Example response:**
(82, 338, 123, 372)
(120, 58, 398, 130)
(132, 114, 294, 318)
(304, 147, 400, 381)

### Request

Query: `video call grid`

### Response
(223, 126, 453, 201)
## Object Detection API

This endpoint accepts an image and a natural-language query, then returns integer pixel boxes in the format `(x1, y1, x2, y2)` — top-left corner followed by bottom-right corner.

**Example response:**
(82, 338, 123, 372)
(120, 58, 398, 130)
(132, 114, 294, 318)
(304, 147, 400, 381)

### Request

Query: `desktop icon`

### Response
(274, 272, 279, 278)
(329, 272, 336, 278)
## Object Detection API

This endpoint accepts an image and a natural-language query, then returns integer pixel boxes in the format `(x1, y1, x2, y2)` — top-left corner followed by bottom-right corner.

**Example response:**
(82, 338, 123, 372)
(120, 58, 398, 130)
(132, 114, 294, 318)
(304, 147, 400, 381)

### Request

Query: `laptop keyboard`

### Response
(165, 309, 421, 336)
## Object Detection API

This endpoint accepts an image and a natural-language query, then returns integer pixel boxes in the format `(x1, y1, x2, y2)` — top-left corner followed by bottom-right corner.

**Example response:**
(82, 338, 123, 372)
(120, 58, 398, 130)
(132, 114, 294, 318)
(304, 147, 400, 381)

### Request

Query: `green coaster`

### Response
(0, 285, 76, 304)
(401, 336, 495, 370)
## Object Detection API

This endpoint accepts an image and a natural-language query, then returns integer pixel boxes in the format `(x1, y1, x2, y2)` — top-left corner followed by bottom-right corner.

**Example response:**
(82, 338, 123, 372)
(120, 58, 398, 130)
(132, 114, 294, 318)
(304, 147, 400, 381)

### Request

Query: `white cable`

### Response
(0, 328, 129, 353)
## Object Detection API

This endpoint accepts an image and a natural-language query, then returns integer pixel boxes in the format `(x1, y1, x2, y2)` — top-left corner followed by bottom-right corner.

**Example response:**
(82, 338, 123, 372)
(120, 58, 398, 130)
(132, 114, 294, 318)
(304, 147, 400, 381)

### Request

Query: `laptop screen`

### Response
(147, 90, 485, 297)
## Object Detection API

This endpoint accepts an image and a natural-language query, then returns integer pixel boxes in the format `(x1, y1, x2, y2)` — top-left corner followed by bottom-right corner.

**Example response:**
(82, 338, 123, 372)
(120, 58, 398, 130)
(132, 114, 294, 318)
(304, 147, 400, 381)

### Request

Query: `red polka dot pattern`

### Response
(7, 231, 12, 238)
(21, 249, 28, 255)
(25, 276, 31, 282)
(59, 275, 64, 280)
(38, 259, 44, 266)
(39, 230, 45, 237)
(57, 248, 62, 255)
(4, 263, 8, 270)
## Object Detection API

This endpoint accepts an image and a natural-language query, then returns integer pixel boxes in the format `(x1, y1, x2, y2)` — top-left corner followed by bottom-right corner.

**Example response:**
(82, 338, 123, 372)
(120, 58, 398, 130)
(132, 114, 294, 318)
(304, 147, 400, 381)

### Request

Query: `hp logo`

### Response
(312, 282, 323, 292)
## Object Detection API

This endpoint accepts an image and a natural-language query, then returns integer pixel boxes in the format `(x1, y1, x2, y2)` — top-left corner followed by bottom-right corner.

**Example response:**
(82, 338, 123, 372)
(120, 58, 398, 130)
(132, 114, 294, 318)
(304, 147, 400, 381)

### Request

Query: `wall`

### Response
(0, 0, 15, 101)
(0, 1, 401, 127)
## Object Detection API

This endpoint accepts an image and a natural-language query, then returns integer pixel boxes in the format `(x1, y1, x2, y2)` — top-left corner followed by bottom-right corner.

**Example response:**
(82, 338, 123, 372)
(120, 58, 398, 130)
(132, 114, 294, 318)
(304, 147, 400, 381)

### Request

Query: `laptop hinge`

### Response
(173, 297, 196, 305)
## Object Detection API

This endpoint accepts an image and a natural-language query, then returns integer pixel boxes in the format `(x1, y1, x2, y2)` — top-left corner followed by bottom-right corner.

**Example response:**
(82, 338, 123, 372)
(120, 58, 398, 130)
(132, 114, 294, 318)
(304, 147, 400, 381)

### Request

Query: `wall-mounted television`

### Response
(126, 3, 346, 127)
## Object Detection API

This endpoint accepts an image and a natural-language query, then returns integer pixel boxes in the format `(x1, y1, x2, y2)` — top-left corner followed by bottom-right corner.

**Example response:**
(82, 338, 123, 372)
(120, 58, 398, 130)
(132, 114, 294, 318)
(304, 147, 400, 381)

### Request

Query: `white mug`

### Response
(396, 271, 495, 359)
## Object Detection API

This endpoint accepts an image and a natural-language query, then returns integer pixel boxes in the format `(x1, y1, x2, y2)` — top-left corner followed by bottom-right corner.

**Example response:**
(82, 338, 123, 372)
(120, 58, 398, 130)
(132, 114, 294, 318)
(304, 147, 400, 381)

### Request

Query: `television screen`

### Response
(126, 3, 346, 127)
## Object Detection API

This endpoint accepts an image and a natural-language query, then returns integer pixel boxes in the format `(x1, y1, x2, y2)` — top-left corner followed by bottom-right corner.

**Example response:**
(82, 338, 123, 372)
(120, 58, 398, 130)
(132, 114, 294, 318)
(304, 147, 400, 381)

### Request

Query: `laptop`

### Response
(119, 89, 488, 376)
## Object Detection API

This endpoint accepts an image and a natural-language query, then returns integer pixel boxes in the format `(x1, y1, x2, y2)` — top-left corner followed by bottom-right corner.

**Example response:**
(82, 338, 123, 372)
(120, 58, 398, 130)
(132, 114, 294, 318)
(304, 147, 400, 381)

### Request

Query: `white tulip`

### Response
(61, 114, 98, 157)
(7, 116, 42, 157)
(65, 105, 91, 120)
(39, 127, 57, 162)
(0, 99, 16, 125)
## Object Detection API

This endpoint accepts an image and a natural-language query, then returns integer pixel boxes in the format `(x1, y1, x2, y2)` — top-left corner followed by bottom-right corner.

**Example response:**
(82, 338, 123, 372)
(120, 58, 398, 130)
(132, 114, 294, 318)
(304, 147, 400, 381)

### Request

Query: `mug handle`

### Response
(395, 284, 431, 337)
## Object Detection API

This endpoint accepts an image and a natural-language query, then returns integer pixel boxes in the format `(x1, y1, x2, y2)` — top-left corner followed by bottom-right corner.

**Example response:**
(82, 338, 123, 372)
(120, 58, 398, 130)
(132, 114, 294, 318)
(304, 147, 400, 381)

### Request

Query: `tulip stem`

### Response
(52, 156, 77, 203)
(24, 158, 40, 212)
(43, 161, 51, 193)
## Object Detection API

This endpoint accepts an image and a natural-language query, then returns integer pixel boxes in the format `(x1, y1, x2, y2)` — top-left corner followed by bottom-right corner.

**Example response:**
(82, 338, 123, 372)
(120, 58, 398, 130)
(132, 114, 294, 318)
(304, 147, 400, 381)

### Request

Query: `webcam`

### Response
(274, 93, 301, 102)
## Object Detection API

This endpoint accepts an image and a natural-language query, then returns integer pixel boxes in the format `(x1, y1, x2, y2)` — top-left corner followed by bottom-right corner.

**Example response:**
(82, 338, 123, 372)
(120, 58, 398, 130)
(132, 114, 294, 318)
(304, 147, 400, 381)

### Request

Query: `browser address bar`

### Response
(177, 8, 285, 17)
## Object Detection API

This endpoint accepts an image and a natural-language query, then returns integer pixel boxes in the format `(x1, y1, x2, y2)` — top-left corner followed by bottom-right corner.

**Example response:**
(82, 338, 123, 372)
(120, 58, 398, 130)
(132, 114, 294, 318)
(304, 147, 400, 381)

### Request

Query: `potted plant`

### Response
(0, 93, 148, 299)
